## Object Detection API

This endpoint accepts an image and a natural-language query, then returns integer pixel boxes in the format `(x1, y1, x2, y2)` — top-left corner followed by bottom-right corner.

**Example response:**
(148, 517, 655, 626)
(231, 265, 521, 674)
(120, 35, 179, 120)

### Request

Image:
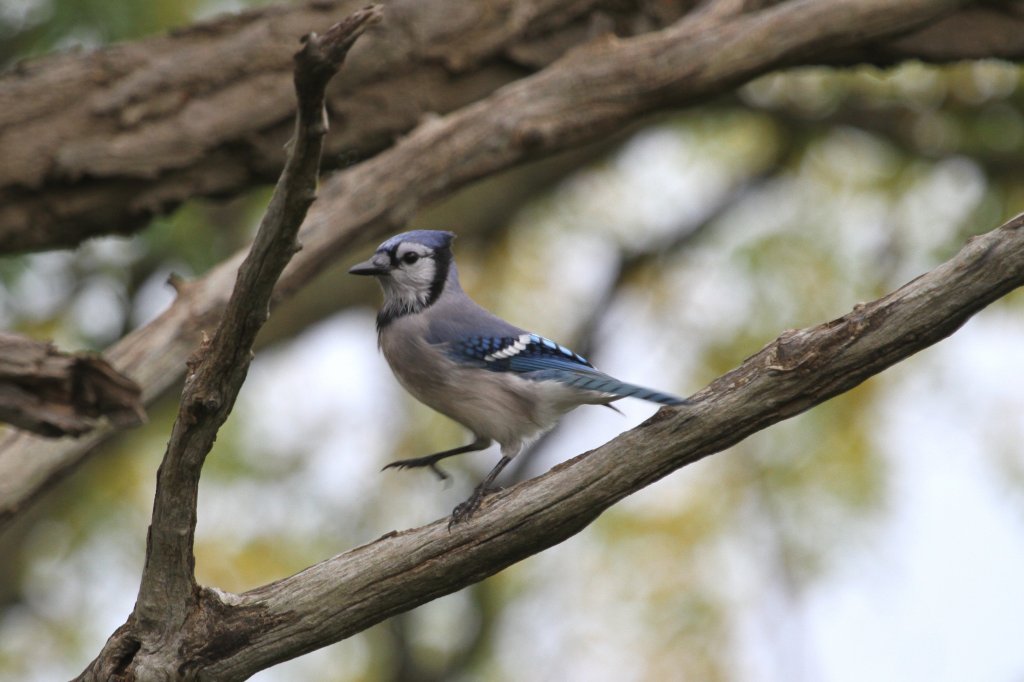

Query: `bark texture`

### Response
(0, 0, 696, 253)
(3, 0, 1023, 254)
(0, 333, 144, 437)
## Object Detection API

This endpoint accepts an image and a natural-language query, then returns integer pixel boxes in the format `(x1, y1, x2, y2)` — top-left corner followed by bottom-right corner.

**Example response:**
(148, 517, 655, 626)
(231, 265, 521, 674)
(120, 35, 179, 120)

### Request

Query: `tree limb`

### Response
(82, 208, 1024, 679)
(76, 7, 381, 679)
(2, 0, 1020, 254)
(0, 0, 985, 534)
(0, 0, 694, 254)
(0, 333, 144, 437)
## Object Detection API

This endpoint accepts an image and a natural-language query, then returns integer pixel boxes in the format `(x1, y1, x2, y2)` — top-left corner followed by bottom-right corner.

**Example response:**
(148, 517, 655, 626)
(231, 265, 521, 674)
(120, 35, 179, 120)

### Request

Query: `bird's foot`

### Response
(448, 485, 500, 529)
(382, 456, 449, 481)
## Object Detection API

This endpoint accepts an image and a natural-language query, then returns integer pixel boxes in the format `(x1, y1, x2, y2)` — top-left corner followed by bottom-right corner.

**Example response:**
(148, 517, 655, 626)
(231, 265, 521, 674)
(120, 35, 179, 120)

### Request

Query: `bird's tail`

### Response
(560, 373, 688, 406)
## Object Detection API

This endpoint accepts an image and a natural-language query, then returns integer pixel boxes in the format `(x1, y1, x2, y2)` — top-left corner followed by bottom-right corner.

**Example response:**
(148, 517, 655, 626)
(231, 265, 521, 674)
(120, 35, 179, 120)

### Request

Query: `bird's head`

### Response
(349, 230, 457, 324)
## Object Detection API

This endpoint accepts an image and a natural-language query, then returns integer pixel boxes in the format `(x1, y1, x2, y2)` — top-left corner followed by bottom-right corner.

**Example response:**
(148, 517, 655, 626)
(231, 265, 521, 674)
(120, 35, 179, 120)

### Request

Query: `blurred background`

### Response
(2, 1, 1024, 681)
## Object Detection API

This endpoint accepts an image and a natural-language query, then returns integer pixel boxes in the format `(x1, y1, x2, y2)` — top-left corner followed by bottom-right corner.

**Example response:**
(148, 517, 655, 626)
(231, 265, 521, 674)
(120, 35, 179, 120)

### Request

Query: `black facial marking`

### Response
(376, 308, 395, 332)
(426, 246, 451, 307)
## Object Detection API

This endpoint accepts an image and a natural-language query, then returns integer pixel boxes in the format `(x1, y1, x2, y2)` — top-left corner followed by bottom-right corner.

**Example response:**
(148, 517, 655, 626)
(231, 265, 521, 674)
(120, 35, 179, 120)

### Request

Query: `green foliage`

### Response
(2, 0, 195, 66)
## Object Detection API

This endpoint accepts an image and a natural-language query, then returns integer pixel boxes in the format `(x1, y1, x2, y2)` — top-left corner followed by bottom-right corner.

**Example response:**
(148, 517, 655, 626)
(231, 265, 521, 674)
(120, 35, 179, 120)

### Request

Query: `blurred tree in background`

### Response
(2, 0, 1024, 680)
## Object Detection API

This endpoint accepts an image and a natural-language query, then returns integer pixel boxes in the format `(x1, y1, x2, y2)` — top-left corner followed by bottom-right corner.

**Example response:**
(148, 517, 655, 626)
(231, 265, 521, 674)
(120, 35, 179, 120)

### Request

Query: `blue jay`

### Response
(349, 230, 686, 525)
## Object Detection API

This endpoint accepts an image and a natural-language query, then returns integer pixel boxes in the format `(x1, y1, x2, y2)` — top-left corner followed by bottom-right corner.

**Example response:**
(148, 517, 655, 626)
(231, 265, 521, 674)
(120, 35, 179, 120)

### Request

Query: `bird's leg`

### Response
(382, 436, 491, 481)
(449, 455, 513, 528)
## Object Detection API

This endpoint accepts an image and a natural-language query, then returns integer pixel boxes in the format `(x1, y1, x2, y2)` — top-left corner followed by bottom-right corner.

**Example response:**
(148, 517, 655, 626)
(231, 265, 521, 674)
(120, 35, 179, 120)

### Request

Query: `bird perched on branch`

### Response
(349, 230, 687, 526)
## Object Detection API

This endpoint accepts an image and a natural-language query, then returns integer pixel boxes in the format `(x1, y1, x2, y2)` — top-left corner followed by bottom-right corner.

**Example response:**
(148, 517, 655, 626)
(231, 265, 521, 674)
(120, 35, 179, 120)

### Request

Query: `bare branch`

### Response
(0, 0, 982, 534)
(0, 333, 144, 437)
(93, 210, 1024, 680)
(76, 7, 382, 679)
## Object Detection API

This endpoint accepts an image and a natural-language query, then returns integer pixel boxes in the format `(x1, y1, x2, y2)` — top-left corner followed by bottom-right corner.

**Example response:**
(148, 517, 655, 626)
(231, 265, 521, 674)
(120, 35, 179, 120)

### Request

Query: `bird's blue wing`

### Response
(449, 333, 597, 375)
(446, 333, 686, 406)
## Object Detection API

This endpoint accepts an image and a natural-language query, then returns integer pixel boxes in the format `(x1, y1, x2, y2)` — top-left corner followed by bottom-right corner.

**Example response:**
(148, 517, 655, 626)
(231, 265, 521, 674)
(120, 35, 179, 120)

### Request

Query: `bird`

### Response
(349, 230, 687, 526)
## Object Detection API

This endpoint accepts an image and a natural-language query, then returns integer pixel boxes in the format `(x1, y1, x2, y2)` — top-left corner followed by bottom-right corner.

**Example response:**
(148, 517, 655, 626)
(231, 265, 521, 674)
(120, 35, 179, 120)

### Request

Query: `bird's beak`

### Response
(348, 254, 389, 276)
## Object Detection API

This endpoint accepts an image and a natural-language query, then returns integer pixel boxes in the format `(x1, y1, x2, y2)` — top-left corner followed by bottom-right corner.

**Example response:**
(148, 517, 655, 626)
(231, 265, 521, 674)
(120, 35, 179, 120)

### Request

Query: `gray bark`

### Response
(0, 333, 143, 437)
(0, 0, 694, 253)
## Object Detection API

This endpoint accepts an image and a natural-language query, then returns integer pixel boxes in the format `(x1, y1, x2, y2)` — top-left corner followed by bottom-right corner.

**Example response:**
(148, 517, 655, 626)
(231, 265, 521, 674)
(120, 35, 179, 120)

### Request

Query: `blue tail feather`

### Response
(558, 372, 686, 406)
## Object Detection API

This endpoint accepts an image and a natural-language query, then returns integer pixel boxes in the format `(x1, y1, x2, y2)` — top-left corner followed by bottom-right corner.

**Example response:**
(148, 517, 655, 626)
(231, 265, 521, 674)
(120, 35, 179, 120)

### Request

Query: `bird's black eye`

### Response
(401, 252, 420, 265)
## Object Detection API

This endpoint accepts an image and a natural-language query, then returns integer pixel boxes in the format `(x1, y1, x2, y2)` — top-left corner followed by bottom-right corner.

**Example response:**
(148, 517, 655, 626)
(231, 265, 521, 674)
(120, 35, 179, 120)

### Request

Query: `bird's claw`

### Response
(447, 486, 500, 530)
(448, 498, 481, 529)
(382, 458, 450, 481)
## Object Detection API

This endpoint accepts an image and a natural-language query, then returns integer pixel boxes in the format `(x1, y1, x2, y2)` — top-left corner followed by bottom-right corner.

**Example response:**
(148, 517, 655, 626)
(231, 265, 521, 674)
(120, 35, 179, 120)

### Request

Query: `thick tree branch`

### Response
(76, 8, 381, 680)
(2, 0, 1020, 254)
(0, 333, 144, 437)
(89, 209, 1024, 679)
(824, 1, 1024, 64)
(0, 0, 694, 254)
(0, 0, 982, 534)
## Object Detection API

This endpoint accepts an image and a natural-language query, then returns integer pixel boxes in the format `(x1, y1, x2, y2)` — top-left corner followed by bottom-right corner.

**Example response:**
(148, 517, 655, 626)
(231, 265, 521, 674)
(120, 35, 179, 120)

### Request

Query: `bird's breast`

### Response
(377, 317, 570, 447)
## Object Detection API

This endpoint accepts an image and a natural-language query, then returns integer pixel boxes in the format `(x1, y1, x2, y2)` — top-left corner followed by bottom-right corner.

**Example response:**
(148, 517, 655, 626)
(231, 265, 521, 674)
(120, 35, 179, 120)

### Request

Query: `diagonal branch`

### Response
(0, 0, 977, 534)
(99, 210, 1024, 680)
(511, 156, 795, 481)
(76, 7, 382, 679)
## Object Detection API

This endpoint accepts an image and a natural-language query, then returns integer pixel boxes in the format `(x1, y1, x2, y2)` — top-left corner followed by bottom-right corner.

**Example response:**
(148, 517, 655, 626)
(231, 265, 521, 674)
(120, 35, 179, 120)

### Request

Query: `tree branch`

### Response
(91, 209, 1024, 680)
(0, 0, 692, 254)
(1, 0, 1018, 254)
(0, 333, 144, 437)
(0, 0, 985, 534)
(76, 7, 381, 679)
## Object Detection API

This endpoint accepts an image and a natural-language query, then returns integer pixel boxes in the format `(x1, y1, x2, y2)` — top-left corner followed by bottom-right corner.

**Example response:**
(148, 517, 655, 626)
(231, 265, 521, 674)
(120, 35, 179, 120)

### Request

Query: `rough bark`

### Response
(0, 333, 144, 437)
(0, 0, 981, 535)
(3, 0, 1023, 254)
(0, 0, 697, 254)
(82, 207, 1024, 679)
